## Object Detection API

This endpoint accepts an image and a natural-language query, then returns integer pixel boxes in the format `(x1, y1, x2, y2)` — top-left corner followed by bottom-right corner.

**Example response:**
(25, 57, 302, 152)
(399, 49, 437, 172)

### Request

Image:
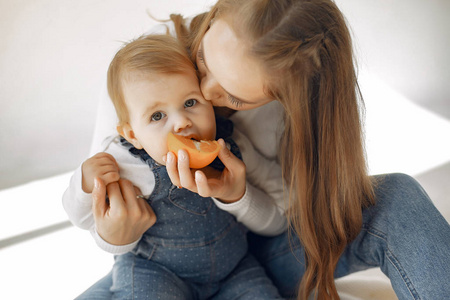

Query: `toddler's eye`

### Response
(184, 99, 197, 108)
(151, 111, 165, 122)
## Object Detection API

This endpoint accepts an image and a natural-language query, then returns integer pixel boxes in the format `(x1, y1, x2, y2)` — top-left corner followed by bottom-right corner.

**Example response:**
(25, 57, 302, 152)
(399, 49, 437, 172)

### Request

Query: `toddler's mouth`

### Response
(184, 134, 201, 141)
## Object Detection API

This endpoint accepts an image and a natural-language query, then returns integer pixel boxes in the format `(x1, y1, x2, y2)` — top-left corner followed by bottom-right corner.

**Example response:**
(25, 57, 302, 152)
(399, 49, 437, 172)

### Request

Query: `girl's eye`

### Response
(151, 111, 165, 122)
(227, 94, 244, 108)
(184, 99, 197, 108)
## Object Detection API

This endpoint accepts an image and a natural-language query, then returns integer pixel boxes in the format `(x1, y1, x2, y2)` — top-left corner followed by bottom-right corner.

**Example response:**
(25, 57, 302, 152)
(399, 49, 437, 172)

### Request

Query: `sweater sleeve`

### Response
(62, 166, 139, 255)
(212, 128, 288, 236)
(62, 165, 96, 230)
(90, 227, 139, 255)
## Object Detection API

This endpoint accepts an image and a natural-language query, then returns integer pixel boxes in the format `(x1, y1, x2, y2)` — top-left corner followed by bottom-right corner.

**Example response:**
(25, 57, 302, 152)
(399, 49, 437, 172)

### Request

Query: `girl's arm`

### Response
(62, 139, 155, 254)
(91, 177, 156, 253)
(212, 128, 287, 236)
(166, 127, 288, 236)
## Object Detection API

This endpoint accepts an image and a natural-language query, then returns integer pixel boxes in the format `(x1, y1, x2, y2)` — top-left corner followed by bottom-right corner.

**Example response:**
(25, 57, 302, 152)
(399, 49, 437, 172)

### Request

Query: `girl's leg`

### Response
(337, 173, 450, 299)
(247, 231, 304, 298)
(111, 252, 194, 300)
(249, 173, 450, 299)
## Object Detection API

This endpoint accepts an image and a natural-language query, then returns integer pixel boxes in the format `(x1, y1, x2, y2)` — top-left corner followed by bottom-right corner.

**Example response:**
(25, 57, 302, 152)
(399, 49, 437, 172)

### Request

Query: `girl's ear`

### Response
(117, 123, 143, 149)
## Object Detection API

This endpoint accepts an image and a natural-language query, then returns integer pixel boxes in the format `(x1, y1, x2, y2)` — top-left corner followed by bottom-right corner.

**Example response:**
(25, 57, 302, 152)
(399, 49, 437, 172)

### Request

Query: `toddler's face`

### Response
(122, 69, 216, 165)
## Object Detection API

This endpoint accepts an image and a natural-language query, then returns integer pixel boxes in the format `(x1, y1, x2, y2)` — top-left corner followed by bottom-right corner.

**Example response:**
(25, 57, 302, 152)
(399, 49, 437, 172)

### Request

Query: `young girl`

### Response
(63, 34, 285, 299)
(79, 1, 450, 299)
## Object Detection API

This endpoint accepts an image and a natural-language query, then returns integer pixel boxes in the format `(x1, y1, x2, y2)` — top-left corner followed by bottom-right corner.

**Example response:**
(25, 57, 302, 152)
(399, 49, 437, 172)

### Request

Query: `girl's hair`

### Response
(188, 0, 375, 299)
(107, 23, 194, 124)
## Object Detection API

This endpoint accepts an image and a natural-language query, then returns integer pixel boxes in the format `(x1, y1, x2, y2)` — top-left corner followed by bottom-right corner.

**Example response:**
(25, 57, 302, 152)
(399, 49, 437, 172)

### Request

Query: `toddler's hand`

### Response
(82, 152, 120, 193)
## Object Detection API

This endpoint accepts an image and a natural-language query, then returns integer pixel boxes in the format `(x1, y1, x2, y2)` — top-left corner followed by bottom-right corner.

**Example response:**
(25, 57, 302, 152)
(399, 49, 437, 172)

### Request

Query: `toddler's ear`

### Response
(117, 123, 143, 149)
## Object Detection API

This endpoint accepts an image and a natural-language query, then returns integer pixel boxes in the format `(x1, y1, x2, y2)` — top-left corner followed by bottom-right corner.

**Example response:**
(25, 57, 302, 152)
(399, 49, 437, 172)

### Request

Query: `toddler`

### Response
(63, 34, 283, 299)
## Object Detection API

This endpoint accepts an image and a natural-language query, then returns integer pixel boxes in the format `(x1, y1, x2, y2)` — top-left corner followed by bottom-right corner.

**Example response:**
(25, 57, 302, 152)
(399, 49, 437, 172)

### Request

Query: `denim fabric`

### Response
(78, 118, 283, 299)
(77, 173, 450, 299)
(248, 173, 450, 299)
(110, 252, 282, 300)
(76, 272, 113, 300)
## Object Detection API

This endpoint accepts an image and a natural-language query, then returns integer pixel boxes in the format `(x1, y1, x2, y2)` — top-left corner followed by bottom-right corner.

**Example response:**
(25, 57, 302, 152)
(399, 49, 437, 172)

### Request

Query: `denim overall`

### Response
(111, 116, 283, 300)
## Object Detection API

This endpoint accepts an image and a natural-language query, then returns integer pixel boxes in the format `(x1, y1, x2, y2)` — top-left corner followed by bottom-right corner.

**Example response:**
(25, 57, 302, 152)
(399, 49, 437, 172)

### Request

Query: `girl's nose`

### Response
(200, 73, 224, 103)
(173, 114, 192, 133)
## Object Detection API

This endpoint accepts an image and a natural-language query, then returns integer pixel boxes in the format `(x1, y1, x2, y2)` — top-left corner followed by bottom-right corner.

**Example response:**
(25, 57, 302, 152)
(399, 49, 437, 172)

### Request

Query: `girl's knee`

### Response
(374, 173, 427, 204)
(375, 173, 419, 189)
(370, 173, 437, 225)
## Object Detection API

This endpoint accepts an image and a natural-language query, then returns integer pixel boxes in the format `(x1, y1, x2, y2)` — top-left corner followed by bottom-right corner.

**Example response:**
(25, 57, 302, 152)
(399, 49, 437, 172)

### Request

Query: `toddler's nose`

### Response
(174, 115, 192, 133)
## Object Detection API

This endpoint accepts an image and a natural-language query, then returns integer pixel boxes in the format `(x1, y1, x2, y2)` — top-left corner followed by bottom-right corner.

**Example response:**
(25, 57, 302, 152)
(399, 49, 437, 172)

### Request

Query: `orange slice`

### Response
(167, 132, 221, 169)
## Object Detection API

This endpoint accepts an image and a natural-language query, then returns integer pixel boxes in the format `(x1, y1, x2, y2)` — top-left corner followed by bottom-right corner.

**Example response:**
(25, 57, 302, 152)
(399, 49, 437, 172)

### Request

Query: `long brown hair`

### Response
(189, 0, 375, 299)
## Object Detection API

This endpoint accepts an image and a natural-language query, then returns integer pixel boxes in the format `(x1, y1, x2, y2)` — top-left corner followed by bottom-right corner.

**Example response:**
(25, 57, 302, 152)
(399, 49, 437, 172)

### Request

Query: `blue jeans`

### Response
(76, 174, 450, 299)
(249, 173, 450, 299)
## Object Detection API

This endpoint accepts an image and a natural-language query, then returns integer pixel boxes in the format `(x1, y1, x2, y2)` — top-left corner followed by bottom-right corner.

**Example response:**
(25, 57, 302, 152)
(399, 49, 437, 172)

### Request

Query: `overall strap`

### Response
(119, 138, 159, 169)
(209, 115, 242, 171)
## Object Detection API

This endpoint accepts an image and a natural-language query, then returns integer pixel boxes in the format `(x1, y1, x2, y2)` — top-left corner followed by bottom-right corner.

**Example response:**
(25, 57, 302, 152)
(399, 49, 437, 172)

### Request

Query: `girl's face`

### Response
(121, 70, 216, 166)
(196, 18, 274, 110)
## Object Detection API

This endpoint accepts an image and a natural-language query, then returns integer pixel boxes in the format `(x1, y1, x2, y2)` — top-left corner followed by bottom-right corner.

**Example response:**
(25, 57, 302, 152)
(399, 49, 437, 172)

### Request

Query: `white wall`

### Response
(0, 0, 449, 190)
(339, 0, 450, 116)
(0, 0, 215, 189)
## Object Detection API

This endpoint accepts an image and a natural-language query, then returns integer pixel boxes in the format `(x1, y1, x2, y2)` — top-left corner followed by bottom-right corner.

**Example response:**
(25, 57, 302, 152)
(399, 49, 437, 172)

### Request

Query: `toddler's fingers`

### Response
(93, 153, 119, 171)
(98, 157, 120, 172)
(100, 171, 120, 186)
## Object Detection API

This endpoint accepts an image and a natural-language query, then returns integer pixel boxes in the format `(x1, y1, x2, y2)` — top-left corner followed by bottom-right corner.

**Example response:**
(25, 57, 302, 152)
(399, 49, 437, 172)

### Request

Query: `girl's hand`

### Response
(92, 177, 156, 245)
(165, 139, 246, 203)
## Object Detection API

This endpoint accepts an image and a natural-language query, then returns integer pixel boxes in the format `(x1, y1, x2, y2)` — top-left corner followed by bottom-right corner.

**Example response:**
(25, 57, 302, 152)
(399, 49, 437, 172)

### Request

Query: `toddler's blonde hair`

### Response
(107, 33, 194, 124)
